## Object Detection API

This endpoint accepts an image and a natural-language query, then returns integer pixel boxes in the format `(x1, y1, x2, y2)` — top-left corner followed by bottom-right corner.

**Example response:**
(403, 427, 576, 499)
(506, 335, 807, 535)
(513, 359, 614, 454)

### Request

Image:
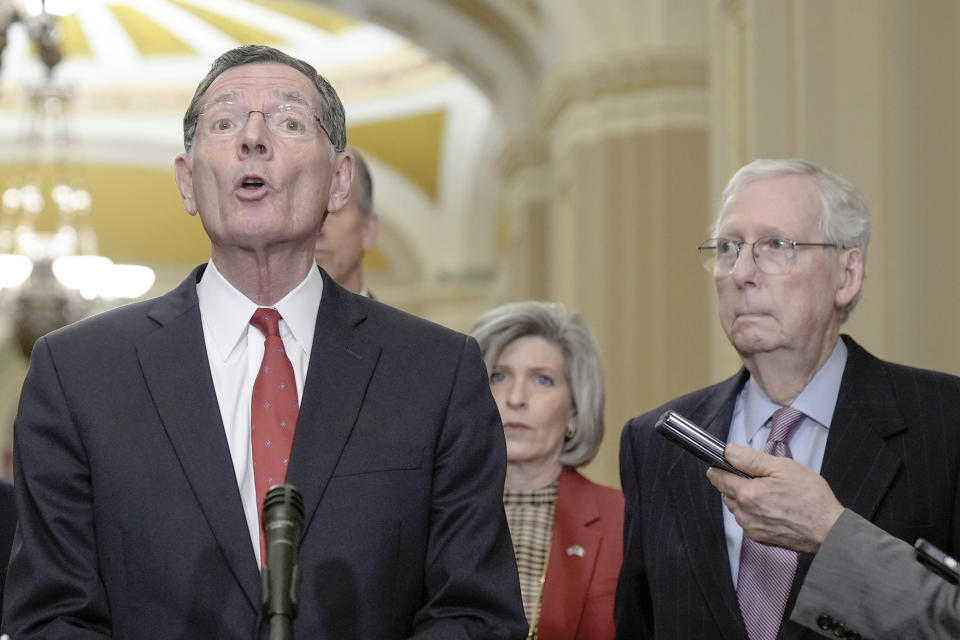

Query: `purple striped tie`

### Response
(736, 406, 806, 640)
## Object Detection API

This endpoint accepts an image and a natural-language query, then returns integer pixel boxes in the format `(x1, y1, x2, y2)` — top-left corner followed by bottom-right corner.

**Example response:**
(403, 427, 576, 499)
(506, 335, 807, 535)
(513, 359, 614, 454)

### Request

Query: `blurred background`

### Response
(0, 0, 958, 488)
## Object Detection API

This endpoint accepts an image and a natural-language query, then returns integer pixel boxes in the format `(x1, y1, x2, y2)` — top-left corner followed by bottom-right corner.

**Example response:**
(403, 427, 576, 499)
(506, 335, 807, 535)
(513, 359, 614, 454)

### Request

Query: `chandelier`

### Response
(0, 0, 155, 357)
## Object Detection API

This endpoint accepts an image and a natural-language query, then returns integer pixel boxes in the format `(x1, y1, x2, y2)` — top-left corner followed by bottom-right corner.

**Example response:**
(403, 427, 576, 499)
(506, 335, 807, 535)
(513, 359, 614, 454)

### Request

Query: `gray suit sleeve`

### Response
(791, 509, 960, 639)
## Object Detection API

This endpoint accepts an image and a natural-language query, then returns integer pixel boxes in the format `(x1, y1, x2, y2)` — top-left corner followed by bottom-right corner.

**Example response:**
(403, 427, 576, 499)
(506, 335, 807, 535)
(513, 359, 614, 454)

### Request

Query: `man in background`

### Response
(615, 158, 960, 640)
(315, 147, 379, 297)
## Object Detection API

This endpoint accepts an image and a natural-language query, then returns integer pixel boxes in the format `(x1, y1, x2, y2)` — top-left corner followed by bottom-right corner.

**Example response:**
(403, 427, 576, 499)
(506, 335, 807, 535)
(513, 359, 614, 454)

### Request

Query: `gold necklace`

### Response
(526, 536, 552, 640)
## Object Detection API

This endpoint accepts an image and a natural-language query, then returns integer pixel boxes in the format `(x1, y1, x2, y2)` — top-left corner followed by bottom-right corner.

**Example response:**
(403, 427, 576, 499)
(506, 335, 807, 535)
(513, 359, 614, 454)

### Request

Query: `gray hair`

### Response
(469, 301, 605, 468)
(351, 147, 374, 215)
(182, 45, 346, 156)
(714, 158, 871, 320)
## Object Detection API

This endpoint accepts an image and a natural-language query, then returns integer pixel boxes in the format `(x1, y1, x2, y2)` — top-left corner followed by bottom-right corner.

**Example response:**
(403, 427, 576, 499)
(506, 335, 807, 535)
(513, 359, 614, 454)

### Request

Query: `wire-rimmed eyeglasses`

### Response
(198, 100, 330, 142)
(697, 236, 839, 275)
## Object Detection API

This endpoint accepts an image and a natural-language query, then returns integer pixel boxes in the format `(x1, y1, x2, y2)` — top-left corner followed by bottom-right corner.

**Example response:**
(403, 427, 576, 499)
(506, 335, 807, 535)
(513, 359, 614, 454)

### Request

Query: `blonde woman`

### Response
(471, 301, 624, 640)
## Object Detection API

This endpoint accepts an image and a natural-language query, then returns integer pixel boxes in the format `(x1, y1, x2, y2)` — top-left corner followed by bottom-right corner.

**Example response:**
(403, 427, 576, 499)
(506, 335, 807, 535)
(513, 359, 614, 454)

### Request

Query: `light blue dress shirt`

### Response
(723, 338, 848, 585)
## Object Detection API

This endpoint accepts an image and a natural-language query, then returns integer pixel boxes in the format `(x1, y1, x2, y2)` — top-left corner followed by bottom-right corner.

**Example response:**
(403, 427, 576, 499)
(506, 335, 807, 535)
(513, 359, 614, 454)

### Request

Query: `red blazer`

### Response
(538, 467, 625, 640)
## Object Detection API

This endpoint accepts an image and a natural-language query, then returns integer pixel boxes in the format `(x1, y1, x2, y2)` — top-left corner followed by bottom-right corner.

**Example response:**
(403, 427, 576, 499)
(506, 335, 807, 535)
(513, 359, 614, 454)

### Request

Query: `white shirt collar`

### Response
(196, 260, 323, 362)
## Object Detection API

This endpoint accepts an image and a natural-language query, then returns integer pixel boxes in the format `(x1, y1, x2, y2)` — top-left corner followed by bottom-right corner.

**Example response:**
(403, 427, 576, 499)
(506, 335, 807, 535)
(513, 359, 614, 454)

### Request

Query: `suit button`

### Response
(817, 614, 834, 631)
(831, 621, 848, 637)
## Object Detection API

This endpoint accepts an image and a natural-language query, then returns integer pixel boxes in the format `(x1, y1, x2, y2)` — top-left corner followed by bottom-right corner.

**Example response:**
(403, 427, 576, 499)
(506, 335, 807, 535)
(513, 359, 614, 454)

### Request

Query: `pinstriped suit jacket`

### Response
(613, 335, 960, 640)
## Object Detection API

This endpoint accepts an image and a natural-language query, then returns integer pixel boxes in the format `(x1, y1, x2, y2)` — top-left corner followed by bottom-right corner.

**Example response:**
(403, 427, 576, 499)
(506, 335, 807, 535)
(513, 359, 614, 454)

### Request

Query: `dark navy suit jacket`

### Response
(4, 265, 526, 640)
(0, 477, 14, 626)
(615, 336, 960, 640)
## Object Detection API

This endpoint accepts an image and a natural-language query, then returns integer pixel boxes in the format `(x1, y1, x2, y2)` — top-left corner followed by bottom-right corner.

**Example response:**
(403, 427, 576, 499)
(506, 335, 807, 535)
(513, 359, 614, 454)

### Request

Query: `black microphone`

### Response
(261, 484, 304, 640)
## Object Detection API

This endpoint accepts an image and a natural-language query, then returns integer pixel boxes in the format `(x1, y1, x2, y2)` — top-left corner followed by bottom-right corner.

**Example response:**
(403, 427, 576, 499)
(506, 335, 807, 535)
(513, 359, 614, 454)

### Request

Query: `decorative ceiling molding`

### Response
(504, 0, 544, 28)
(438, 0, 540, 79)
(497, 134, 548, 179)
(246, 0, 357, 33)
(365, 6, 422, 43)
(108, 4, 195, 55)
(537, 48, 708, 130)
(445, 48, 496, 100)
(166, 0, 287, 46)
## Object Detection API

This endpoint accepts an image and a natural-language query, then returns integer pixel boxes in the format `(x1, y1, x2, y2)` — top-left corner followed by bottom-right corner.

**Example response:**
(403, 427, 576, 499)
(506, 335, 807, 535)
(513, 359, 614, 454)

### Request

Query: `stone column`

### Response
(500, 49, 713, 487)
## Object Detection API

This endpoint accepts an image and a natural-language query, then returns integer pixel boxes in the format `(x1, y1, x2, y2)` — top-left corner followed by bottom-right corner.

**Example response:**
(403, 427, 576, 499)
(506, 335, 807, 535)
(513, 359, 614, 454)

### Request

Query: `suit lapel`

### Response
(818, 337, 904, 517)
(136, 266, 262, 611)
(782, 337, 905, 640)
(285, 273, 381, 537)
(539, 469, 602, 640)
(667, 371, 750, 640)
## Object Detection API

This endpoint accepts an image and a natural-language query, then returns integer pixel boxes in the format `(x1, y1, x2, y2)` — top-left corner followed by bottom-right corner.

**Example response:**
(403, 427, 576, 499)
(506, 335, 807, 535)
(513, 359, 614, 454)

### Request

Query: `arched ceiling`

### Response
(0, 0, 688, 294)
(0, 0, 505, 289)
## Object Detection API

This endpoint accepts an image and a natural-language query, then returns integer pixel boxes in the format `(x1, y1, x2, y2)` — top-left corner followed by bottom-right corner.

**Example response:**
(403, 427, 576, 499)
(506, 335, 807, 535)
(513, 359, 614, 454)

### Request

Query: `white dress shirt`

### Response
(723, 338, 848, 585)
(196, 260, 323, 565)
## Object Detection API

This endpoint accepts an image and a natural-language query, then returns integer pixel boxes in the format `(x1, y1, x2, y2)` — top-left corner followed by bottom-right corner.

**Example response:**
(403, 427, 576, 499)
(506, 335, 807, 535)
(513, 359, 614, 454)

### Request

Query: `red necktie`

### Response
(736, 406, 806, 640)
(250, 308, 299, 564)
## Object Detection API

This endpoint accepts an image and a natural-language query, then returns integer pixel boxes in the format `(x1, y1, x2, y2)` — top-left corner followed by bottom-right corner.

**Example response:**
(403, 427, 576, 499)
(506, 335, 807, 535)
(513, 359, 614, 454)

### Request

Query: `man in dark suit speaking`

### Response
(614, 159, 960, 640)
(4, 45, 526, 640)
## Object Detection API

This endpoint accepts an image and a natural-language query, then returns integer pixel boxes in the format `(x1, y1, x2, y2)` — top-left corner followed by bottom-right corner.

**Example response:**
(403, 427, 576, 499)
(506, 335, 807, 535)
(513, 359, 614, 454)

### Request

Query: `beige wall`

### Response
(709, 0, 960, 376)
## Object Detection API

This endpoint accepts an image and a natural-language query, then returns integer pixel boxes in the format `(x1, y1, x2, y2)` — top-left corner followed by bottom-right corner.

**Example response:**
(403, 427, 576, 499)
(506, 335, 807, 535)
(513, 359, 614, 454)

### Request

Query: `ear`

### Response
(326, 151, 354, 214)
(174, 152, 198, 216)
(361, 212, 380, 251)
(835, 247, 865, 308)
(566, 403, 579, 433)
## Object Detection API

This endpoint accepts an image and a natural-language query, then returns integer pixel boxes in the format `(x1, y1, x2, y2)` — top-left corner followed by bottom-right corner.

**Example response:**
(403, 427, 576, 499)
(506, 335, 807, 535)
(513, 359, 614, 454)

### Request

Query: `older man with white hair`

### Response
(615, 159, 960, 640)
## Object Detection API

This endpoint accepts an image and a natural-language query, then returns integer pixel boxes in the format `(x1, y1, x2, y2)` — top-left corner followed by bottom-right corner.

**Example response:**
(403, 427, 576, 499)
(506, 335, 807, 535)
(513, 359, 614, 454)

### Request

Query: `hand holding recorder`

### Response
(654, 410, 752, 478)
(655, 409, 843, 553)
(708, 442, 844, 554)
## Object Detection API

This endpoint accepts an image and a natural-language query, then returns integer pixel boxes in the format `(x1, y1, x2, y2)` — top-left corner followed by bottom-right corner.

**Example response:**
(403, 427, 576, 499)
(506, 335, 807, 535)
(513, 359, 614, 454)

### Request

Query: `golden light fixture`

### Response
(0, 0, 155, 357)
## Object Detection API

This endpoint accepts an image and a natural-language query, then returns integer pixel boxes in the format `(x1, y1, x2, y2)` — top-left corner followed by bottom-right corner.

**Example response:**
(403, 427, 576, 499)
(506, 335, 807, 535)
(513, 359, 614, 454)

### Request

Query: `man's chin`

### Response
(728, 330, 781, 357)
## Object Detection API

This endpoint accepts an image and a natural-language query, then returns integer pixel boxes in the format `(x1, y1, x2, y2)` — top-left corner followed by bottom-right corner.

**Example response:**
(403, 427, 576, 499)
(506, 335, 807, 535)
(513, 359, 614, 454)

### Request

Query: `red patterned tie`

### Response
(250, 308, 299, 565)
(736, 406, 806, 640)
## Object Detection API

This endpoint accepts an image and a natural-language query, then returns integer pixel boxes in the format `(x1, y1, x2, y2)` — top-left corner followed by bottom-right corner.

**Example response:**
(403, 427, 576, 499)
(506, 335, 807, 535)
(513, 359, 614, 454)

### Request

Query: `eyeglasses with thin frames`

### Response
(698, 236, 839, 275)
(197, 100, 330, 142)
